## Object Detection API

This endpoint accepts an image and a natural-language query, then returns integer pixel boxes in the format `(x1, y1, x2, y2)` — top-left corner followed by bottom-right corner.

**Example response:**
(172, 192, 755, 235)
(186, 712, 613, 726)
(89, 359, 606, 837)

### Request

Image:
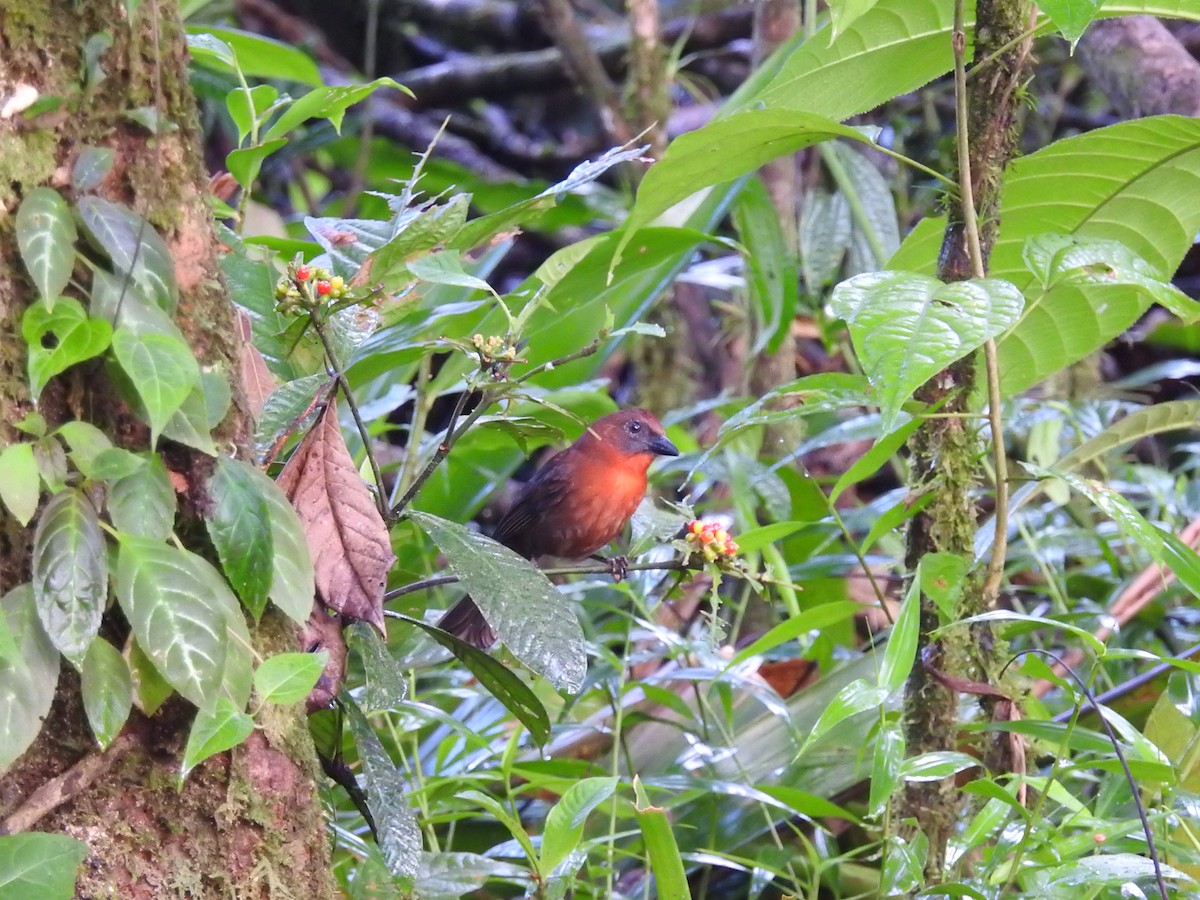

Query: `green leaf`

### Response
(830, 417, 919, 503)
(180, 695, 254, 781)
(897, 750, 981, 782)
(539, 777, 619, 874)
(733, 176, 798, 355)
(206, 459, 273, 618)
(920, 551, 969, 625)
(828, 0, 883, 40)
(238, 466, 315, 624)
(54, 420, 112, 478)
(111, 328, 200, 443)
(0, 584, 61, 773)
(159, 382, 218, 456)
(253, 652, 326, 705)
(81, 638, 132, 749)
(127, 637, 173, 715)
(32, 490, 107, 668)
(220, 248, 295, 380)
(799, 678, 890, 756)
(347, 622, 407, 711)
(255, 374, 332, 453)
(0, 443, 40, 526)
(389, 611, 550, 745)
(226, 138, 288, 191)
(1038, 0, 1102, 44)
(724, 601, 862, 671)
(369, 194, 472, 280)
(800, 187, 852, 291)
(617, 110, 873, 269)
(21, 297, 113, 400)
(226, 85, 280, 145)
(342, 696, 421, 877)
(0, 833, 88, 900)
(15, 187, 77, 305)
(893, 116, 1200, 395)
(410, 511, 586, 693)
(879, 575, 919, 694)
(108, 453, 176, 541)
(187, 26, 322, 85)
(830, 272, 1023, 431)
(632, 778, 689, 900)
(115, 536, 230, 710)
(264, 78, 411, 143)
(77, 196, 177, 312)
(71, 146, 114, 192)
(407, 252, 499, 299)
(868, 720, 904, 818)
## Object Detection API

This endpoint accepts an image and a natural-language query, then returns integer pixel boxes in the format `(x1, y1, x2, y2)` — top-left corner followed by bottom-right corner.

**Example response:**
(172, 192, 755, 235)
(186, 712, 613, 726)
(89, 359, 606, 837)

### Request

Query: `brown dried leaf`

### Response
(275, 399, 394, 631)
(301, 598, 348, 713)
(239, 340, 277, 420)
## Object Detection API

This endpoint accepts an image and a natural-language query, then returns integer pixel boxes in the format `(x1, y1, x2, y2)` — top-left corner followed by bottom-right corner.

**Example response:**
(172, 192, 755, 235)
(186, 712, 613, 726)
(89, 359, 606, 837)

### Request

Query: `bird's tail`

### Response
(436, 596, 496, 649)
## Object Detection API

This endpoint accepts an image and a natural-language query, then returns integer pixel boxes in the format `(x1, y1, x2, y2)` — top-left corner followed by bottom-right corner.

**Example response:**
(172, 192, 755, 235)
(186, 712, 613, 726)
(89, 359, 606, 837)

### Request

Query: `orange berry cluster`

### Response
(274, 259, 348, 315)
(685, 519, 739, 562)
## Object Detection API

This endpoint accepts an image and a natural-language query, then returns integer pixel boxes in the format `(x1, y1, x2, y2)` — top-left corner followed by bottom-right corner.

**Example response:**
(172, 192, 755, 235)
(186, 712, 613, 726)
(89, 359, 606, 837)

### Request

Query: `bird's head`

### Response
(586, 408, 679, 461)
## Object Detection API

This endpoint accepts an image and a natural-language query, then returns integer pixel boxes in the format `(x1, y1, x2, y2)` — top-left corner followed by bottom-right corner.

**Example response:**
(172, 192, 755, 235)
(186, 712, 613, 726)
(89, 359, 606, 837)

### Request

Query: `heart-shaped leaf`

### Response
(22, 298, 113, 400)
(830, 271, 1024, 431)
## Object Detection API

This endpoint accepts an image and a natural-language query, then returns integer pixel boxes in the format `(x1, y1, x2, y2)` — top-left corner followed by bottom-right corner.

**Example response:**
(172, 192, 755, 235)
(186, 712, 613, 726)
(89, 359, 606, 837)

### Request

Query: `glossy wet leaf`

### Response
(206, 458, 273, 618)
(0, 585, 61, 773)
(81, 637, 132, 749)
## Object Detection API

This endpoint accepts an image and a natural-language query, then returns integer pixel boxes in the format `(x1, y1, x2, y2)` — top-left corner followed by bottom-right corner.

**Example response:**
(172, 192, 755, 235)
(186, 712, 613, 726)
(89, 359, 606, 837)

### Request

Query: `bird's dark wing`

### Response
(490, 452, 574, 558)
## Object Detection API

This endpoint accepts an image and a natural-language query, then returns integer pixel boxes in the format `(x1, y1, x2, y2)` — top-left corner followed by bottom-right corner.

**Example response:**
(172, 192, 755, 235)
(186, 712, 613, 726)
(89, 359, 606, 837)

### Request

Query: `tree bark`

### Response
(0, 1, 335, 896)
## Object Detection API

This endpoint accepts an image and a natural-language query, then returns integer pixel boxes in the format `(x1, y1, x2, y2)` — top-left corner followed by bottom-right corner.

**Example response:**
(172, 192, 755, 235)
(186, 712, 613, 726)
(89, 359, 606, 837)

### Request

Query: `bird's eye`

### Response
(628, 420, 643, 433)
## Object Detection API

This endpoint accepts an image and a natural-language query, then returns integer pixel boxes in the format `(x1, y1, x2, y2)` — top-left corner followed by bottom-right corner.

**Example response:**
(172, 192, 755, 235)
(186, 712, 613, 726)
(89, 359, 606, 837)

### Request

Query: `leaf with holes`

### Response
(16, 187, 77, 306)
(0, 585, 61, 773)
(0, 443, 40, 527)
(180, 695, 254, 781)
(81, 637, 132, 749)
(115, 536, 229, 710)
(275, 401, 393, 631)
(32, 490, 107, 668)
(22, 298, 113, 400)
(410, 511, 586, 693)
(239, 466, 315, 624)
(77, 196, 178, 312)
(111, 328, 200, 444)
(206, 459, 273, 618)
(830, 272, 1023, 431)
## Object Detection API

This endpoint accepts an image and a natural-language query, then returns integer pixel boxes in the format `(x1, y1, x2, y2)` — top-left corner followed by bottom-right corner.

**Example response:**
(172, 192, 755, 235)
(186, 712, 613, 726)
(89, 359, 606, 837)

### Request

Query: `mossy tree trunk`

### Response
(897, 0, 1034, 880)
(0, 1, 335, 896)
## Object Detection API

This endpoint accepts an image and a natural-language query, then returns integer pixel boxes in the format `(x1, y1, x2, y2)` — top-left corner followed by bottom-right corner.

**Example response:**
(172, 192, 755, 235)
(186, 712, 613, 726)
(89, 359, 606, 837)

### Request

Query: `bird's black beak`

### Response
(647, 434, 679, 457)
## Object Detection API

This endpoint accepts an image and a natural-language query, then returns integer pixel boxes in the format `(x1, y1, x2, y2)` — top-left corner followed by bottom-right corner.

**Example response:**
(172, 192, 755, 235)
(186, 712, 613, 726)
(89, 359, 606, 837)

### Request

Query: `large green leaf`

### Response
(409, 511, 586, 693)
(111, 328, 201, 443)
(342, 696, 421, 877)
(77, 196, 178, 313)
(617, 111, 871, 267)
(21, 298, 113, 400)
(15, 187, 77, 306)
(830, 272, 1023, 431)
(0, 833, 88, 900)
(0, 585, 60, 773)
(107, 453, 176, 541)
(891, 116, 1200, 394)
(239, 466, 315, 624)
(32, 490, 107, 668)
(539, 777, 619, 875)
(205, 459, 273, 618)
(114, 537, 230, 709)
(186, 26, 322, 85)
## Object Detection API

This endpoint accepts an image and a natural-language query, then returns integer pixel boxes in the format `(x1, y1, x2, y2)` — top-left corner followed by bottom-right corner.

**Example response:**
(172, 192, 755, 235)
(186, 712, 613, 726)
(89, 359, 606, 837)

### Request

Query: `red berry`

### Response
(296, 265, 312, 281)
(316, 280, 332, 296)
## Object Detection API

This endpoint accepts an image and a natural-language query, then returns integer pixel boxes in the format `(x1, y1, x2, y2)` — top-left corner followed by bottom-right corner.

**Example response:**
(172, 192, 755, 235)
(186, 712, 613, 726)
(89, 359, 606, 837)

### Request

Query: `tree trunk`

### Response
(0, 1, 335, 895)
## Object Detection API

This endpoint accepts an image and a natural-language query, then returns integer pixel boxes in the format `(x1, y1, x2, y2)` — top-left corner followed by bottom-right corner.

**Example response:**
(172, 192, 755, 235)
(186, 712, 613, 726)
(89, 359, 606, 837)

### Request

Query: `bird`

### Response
(437, 408, 679, 648)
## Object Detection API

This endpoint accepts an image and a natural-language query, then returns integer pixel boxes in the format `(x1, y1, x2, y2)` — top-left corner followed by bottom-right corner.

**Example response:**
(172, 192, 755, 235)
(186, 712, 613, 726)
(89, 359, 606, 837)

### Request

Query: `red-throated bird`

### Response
(437, 408, 679, 648)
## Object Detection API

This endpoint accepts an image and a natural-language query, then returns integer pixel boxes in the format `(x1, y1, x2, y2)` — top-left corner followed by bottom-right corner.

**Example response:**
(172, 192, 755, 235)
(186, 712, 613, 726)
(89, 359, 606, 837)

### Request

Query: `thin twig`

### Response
(311, 314, 389, 521)
(1, 734, 137, 835)
(390, 384, 483, 516)
(951, 0, 1009, 603)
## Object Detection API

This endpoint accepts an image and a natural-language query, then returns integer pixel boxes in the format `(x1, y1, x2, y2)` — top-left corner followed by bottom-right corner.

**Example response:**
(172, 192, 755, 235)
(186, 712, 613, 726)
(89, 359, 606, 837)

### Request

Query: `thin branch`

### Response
(952, 0, 1009, 604)
(390, 384, 482, 516)
(311, 314, 389, 521)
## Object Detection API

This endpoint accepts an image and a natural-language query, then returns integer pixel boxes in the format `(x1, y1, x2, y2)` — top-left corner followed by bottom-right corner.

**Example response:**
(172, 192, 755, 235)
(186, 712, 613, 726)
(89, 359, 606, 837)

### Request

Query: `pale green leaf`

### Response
(0, 443, 40, 526)
(15, 187, 77, 305)
(81, 638, 132, 749)
(0, 585, 61, 773)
